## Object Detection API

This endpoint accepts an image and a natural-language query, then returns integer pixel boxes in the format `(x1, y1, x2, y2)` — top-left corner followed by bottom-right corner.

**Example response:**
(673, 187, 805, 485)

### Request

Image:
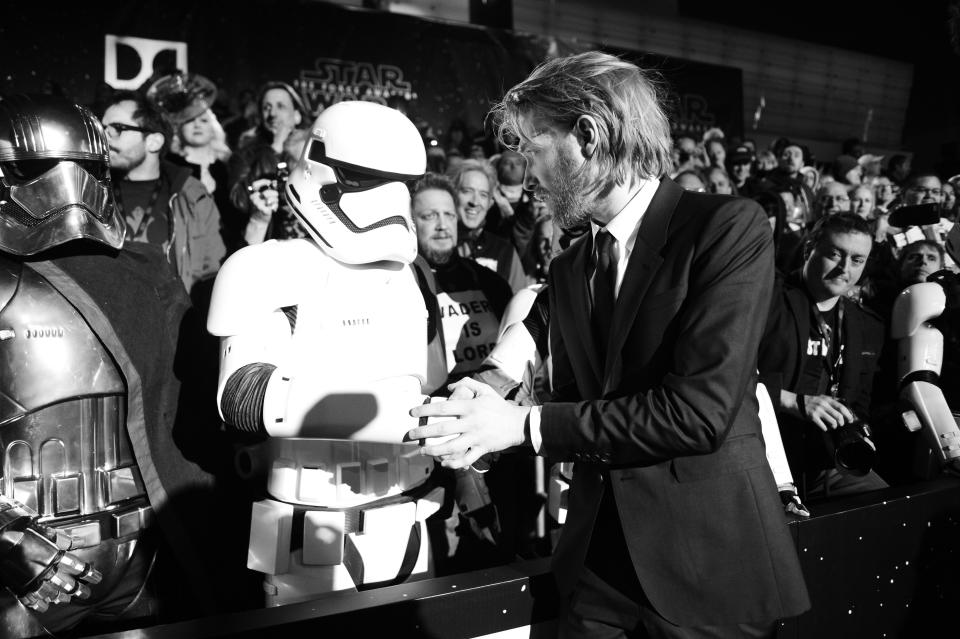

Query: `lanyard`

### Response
(115, 176, 170, 242)
(810, 298, 845, 397)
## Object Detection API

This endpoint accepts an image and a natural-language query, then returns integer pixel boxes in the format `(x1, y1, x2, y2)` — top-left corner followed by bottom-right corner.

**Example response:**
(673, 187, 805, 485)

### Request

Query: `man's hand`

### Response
(270, 125, 295, 154)
(800, 394, 855, 431)
(491, 188, 514, 220)
(409, 378, 530, 469)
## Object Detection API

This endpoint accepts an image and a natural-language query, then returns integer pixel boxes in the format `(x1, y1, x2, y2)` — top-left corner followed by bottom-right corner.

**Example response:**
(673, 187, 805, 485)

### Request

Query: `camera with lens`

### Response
(275, 161, 290, 189)
(825, 419, 877, 476)
(246, 161, 290, 195)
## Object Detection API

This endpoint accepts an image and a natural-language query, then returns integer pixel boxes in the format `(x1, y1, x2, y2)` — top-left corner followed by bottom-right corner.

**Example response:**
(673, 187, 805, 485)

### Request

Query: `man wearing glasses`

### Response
(101, 91, 225, 296)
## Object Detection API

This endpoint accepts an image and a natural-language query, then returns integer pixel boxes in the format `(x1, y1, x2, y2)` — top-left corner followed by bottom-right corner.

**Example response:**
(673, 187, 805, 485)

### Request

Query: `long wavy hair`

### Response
(489, 51, 673, 185)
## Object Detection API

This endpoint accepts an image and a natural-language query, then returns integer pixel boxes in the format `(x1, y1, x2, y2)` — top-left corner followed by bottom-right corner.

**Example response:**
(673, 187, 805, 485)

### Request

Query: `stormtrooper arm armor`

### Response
(756, 381, 809, 517)
(479, 320, 543, 397)
(208, 242, 428, 443)
(0, 497, 101, 612)
(476, 286, 549, 400)
(891, 279, 960, 464)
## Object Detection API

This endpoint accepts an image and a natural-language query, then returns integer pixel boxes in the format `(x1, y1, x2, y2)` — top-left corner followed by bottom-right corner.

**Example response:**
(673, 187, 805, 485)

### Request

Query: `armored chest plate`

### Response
(0, 261, 144, 522)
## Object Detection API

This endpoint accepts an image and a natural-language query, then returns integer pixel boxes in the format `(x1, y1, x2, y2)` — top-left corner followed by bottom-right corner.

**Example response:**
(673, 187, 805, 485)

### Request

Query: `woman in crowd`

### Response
(148, 73, 230, 190)
(171, 108, 231, 194)
(148, 72, 235, 250)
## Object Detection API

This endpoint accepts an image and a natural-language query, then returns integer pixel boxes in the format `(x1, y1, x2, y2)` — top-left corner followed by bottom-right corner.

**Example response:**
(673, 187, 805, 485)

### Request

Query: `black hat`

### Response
(147, 72, 217, 125)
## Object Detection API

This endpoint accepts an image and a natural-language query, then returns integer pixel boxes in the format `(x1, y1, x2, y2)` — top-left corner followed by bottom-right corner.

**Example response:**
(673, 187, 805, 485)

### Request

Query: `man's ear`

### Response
(294, 110, 303, 126)
(574, 115, 600, 159)
(145, 131, 165, 154)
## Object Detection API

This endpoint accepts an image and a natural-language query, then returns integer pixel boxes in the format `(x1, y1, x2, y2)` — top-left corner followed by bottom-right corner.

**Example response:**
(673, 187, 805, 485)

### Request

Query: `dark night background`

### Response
(677, 0, 960, 172)
(2, 0, 958, 168)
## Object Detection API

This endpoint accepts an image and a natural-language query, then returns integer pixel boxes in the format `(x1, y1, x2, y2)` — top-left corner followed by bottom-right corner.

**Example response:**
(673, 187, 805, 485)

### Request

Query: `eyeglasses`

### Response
(103, 122, 154, 137)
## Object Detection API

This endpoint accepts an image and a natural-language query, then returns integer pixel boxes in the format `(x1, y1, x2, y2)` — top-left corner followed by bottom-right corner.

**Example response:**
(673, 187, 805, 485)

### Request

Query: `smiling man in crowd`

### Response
(759, 213, 887, 500)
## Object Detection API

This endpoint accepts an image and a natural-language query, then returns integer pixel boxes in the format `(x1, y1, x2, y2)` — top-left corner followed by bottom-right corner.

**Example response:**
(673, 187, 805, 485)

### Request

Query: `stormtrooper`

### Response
(892, 221, 960, 471)
(208, 100, 447, 604)
(0, 95, 207, 637)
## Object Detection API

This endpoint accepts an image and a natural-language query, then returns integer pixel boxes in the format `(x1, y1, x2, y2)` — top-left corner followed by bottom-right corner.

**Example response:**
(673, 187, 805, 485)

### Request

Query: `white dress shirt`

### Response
(527, 178, 660, 453)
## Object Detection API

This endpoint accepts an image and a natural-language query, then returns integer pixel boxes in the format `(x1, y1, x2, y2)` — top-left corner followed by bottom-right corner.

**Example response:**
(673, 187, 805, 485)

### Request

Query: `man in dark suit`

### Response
(408, 51, 809, 638)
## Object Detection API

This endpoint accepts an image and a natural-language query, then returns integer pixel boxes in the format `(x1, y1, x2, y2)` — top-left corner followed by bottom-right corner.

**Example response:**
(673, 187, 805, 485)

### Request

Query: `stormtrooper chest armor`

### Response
(261, 247, 434, 509)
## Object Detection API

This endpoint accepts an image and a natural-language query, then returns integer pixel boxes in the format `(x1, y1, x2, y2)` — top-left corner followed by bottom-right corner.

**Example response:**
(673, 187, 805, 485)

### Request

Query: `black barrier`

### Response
(80, 477, 960, 639)
(779, 477, 960, 638)
(81, 557, 560, 639)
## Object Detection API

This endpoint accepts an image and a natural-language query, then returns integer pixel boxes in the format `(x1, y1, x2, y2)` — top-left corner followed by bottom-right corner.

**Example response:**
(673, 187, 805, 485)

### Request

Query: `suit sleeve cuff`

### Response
(528, 405, 543, 454)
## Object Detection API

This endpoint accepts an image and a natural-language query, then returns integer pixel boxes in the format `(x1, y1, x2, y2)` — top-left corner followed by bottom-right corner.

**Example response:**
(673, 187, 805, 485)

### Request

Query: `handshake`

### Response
(407, 378, 532, 470)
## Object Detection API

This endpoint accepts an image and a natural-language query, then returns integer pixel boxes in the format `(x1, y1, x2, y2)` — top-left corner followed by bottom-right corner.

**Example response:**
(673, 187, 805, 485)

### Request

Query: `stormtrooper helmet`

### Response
(285, 100, 426, 265)
(0, 94, 124, 256)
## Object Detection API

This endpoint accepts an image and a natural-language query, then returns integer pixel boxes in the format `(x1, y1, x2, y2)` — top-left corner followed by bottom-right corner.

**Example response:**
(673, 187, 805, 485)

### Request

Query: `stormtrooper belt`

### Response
(289, 472, 438, 546)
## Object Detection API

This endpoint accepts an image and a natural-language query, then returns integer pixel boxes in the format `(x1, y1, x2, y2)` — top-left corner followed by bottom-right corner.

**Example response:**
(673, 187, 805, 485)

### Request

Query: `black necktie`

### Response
(590, 229, 616, 359)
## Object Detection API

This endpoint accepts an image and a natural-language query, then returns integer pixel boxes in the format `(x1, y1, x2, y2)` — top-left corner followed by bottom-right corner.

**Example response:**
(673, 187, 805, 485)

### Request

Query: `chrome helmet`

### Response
(0, 94, 124, 256)
(285, 101, 426, 265)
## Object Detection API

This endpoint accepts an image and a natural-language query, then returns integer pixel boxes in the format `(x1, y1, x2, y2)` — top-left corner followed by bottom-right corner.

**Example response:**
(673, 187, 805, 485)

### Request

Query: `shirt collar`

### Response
(591, 177, 660, 254)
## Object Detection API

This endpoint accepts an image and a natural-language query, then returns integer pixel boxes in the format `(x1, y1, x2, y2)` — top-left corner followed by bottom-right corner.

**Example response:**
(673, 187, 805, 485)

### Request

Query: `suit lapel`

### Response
(555, 233, 605, 389)
(604, 179, 682, 383)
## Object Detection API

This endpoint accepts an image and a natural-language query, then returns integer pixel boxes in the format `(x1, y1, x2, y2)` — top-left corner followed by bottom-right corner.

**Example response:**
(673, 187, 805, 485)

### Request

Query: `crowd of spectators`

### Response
(668, 129, 960, 510)
(45, 67, 960, 579)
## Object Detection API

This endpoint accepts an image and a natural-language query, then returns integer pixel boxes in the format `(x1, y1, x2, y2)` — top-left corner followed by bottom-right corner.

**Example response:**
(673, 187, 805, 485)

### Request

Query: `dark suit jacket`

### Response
(539, 178, 810, 626)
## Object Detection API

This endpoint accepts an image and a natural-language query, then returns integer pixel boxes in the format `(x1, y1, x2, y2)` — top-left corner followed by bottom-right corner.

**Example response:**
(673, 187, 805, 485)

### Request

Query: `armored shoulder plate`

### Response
(0, 262, 124, 421)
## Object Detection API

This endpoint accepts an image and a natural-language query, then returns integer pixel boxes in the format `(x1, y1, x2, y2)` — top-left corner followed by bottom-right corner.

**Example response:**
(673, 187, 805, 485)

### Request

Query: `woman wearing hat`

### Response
(148, 72, 235, 250)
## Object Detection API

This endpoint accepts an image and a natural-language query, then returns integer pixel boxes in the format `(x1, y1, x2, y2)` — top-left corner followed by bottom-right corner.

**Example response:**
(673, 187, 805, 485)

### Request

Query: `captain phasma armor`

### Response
(208, 101, 445, 605)
(0, 95, 154, 636)
(892, 222, 960, 471)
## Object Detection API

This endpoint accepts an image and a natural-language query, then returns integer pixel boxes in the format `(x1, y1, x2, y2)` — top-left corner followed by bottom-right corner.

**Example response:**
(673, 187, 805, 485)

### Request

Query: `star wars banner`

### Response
(0, 0, 743, 140)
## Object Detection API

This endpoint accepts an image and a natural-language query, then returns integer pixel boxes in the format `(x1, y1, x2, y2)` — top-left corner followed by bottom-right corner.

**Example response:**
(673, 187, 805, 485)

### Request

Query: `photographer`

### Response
(759, 213, 888, 501)
(227, 81, 307, 251)
(242, 128, 309, 245)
